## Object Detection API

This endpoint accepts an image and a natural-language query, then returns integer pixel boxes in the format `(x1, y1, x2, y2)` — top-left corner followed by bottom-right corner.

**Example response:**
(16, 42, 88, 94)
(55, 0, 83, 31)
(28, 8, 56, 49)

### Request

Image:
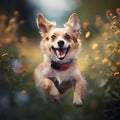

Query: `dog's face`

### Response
(37, 13, 81, 62)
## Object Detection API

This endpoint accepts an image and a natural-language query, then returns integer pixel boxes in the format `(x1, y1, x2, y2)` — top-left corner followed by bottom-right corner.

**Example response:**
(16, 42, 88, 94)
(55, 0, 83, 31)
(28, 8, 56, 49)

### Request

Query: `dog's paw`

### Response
(51, 94, 61, 103)
(73, 96, 83, 107)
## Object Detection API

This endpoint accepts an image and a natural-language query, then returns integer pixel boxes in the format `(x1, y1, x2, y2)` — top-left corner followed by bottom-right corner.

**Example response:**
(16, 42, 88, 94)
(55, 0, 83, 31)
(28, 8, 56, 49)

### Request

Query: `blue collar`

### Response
(51, 59, 73, 71)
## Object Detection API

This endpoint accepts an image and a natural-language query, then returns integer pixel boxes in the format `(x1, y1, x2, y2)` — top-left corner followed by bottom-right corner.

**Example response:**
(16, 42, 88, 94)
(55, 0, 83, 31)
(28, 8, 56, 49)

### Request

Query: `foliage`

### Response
(82, 9, 120, 100)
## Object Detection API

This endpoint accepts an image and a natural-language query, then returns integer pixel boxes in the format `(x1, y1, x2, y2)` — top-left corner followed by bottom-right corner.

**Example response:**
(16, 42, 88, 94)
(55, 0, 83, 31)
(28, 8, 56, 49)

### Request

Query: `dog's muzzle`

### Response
(51, 45, 70, 60)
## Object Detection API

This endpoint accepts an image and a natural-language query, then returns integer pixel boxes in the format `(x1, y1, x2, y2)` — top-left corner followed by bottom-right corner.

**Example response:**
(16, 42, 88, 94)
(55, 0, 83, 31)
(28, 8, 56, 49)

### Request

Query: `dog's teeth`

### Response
(52, 46, 70, 60)
(56, 49, 66, 58)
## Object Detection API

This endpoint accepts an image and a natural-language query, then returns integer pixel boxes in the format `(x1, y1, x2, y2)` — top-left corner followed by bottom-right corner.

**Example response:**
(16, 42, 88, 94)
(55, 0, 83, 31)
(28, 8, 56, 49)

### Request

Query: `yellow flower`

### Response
(1, 53, 8, 57)
(106, 44, 112, 49)
(102, 58, 108, 64)
(111, 66, 117, 71)
(112, 49, 117, 53)
(114, 72, 119, 77)
(85, 31, 91, 38)
(116, 61, 120, 66)
(112, 16, 117, 19)
(115, 30, 120, 35)
(92, 43, 98, 50)
(95, 56, 99, 60)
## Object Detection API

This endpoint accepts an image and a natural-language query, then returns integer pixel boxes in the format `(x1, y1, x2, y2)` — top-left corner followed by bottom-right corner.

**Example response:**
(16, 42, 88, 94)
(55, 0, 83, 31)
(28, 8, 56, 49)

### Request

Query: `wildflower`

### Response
(113, 72, 119, 77)
(106, 44, 112, 49)
(115, 30, 120, 35)
(116, 61, 120, 66)
(102, 58, 108, 64)
(83, 21, 90, 29)
(111, 21, 116, 26)
(105, 10, 112, 17)
(112, 16, 117, 19)
(95, 56, 99, 60)
(1, 53, 8, 57)
(110, 21, 117, 30)
(112, 49, 117, 53)
(118, 49, 120, 54)
(116, 8, 120, 16)
(85, 31, 91, 38)
(92, 43, 98, 50)
(105, 36, 112, 41)
(111, 66, 117, 71)
(109, 26, 114, 30)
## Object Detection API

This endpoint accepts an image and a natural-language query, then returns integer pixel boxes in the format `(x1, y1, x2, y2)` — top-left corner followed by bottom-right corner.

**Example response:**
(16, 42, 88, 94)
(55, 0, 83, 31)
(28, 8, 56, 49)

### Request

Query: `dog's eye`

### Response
(51, 35, 56, 40)
(65, 34, 71, 40)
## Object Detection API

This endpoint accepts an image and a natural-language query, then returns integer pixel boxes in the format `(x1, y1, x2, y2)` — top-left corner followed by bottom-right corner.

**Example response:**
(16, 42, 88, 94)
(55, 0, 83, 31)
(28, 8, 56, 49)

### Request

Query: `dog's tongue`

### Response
(56, 49, 66, 59)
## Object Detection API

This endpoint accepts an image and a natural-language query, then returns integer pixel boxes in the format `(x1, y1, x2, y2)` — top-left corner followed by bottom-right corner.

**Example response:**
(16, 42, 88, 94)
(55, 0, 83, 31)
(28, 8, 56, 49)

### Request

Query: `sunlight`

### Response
(27, 0, 80, 26)
(40, 0, 69, 11)
(27, 0, 78, 11)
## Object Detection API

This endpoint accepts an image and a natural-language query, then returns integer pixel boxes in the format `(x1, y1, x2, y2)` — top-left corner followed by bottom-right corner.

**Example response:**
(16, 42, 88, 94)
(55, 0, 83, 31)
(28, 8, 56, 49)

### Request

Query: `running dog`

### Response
(34, 13, 86, 106)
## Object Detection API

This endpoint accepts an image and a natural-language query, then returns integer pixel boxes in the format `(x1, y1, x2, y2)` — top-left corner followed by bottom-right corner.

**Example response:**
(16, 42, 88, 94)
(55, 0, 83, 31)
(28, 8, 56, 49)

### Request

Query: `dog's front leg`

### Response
(73, 78, 86, 107)
(41, 78, 61, 102)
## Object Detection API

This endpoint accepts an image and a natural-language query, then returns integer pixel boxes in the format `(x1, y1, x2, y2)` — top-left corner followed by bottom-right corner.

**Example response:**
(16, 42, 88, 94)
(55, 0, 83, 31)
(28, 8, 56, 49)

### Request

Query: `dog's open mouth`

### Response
(51, 46, 70, 60)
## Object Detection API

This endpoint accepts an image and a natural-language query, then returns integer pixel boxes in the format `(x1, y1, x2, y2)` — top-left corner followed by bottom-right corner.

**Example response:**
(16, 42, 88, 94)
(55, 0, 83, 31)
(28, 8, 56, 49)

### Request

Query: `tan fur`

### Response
(34, 13, 86, 106)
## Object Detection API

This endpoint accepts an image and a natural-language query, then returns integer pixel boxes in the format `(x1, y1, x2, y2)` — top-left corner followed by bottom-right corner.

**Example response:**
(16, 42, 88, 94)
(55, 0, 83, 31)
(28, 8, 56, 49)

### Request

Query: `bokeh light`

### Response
(26, 0, 80, 26)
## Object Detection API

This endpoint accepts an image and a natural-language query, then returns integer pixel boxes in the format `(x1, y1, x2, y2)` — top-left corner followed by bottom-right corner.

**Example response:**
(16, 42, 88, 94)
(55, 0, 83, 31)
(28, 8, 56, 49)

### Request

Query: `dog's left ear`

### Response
(64, 13, 80, 35)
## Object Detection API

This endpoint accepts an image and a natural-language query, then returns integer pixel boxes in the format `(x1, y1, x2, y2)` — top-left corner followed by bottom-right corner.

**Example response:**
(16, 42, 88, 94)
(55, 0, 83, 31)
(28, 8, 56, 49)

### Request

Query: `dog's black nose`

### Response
(57, 40, 64, 47)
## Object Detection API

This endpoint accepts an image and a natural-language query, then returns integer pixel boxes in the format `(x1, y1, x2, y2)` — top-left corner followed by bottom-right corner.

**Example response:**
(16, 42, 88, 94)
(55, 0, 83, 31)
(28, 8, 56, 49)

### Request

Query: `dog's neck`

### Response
(50, 59, 73, 71)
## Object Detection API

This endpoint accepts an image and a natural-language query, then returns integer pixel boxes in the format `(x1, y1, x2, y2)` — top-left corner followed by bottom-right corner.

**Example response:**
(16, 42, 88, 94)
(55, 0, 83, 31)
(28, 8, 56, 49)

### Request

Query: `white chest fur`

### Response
(47, 67, 81, 84)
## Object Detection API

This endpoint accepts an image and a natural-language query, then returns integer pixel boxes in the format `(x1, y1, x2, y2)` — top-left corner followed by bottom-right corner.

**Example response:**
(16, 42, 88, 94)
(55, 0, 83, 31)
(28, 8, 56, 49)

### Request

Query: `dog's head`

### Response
(37, 13, 81, 63)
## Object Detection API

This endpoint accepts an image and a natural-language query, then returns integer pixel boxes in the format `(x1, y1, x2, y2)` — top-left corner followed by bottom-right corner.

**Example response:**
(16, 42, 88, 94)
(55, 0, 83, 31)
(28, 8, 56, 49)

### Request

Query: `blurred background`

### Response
(0, 0, 120, 120)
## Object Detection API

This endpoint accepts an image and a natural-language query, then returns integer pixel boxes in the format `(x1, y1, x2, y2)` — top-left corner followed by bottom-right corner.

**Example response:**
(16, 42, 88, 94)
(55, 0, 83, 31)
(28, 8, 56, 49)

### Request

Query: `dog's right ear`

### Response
(37, 14, 56, 37)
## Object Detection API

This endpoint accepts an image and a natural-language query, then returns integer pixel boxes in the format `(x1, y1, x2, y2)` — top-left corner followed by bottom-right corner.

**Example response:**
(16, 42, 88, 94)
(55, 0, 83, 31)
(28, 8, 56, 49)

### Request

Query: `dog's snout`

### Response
(57, 40, 64, 47)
